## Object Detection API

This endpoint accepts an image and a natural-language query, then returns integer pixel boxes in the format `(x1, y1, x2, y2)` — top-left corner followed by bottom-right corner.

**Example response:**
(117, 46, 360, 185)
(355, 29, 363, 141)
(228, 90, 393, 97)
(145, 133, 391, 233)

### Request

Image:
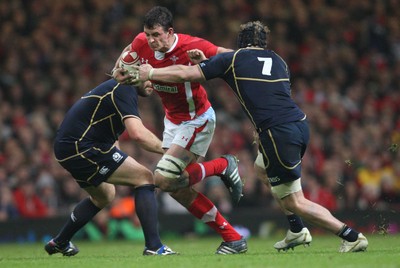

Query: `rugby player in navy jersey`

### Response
(133, 21, 368, 253)
(44, 79, 176, 256)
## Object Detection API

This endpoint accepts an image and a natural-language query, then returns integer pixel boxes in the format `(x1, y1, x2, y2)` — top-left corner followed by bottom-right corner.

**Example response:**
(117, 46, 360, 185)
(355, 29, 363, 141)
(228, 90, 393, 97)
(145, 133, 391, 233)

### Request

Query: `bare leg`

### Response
(281, 190, 344, 233)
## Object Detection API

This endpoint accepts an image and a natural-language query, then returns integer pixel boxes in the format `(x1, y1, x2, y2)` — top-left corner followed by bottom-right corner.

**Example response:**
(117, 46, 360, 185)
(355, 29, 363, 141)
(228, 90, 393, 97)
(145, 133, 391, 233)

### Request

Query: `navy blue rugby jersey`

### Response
(55, 79, 139, 148)
(199, 48, 305, 131)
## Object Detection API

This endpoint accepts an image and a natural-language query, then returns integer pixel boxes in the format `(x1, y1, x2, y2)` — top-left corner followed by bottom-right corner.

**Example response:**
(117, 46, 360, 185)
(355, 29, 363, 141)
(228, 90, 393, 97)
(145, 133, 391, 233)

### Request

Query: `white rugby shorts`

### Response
(162, 107, 216, 157)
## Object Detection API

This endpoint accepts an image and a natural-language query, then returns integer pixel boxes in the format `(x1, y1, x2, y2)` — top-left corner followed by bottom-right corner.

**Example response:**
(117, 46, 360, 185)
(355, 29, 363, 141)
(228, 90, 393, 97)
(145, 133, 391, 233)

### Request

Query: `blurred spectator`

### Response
(356, 154, 389, 210)
(12, 179, 49, 218)
(0, 185, 19, 221)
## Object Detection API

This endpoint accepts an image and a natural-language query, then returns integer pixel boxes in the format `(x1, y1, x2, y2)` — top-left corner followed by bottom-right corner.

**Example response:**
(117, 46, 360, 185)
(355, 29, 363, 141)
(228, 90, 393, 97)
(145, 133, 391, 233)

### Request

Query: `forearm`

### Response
(134, 129, 164, 154)
(150, 65, 189, 83)
(125, 117, 164, 154)
(149, 65, 204, 83)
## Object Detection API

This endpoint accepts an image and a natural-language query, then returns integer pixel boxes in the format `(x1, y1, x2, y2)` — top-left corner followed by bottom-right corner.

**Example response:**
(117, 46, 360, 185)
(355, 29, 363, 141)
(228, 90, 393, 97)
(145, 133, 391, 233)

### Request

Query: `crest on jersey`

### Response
(112, 152, 123, 163)
(170, 55, 179, 65)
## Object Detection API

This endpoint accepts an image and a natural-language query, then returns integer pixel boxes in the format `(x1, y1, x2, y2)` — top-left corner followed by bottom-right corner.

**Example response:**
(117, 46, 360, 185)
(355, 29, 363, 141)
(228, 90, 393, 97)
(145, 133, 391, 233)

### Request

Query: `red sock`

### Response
(185, 158, 228, 186)
(188, 193, 241, 242)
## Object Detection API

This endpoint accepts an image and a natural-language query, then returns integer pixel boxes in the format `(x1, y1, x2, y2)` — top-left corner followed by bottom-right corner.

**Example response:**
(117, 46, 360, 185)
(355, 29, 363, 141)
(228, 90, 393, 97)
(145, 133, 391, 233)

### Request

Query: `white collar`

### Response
(154, 34, 178, 60)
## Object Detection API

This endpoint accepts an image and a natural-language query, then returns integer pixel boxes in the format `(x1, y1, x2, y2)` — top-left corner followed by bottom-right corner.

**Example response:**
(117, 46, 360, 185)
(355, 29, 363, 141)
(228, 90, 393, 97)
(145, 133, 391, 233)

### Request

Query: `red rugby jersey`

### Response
(131, 33, 218, 124)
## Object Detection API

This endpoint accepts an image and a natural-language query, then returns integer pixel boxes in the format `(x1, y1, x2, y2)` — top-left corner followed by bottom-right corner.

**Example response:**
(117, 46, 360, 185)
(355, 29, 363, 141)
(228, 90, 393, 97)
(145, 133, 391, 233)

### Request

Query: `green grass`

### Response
(0, 234, 399, 268)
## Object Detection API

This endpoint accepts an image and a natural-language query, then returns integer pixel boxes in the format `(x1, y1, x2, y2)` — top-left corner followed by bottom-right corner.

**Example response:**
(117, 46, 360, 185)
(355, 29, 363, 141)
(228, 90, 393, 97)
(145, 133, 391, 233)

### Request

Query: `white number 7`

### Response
(257, 57, 272, 75)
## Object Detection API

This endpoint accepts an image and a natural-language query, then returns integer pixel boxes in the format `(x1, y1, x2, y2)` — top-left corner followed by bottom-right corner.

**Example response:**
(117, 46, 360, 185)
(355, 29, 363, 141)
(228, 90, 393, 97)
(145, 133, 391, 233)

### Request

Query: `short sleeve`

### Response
(113, 84, 140, 119)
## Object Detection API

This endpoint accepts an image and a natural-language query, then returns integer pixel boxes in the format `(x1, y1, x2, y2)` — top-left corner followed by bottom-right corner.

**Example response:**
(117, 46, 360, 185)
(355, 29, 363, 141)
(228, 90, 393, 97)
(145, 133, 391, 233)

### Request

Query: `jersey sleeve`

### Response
(199, 52, 234, 80)
(131, 33, 147, 52)
(113, 84, 140, 120)
(187, 36, 218, 58)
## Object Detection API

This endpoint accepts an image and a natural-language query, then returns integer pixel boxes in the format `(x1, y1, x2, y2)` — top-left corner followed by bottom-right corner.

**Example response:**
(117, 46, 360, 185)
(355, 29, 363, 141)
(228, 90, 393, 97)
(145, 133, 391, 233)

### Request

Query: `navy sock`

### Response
(134, 184, 162, 250)
(54, 197, 101, 247)
(337, 225, 359, 242)
(287, 214, 305, 233)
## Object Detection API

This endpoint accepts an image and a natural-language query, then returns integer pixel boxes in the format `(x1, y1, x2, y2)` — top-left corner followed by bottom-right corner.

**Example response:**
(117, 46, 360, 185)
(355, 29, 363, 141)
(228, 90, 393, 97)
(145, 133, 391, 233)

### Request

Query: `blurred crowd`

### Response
(1, 0, 400, 223)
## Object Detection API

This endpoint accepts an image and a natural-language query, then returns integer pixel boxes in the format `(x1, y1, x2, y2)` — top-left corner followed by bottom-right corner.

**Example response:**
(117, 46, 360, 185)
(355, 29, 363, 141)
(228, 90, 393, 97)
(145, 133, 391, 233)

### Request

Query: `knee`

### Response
(92, 187, 116, 208)
(154, 154, 188, 192)
(281, 195, 304, 214)
(154, 171, 188, 192)
(136, 168, 154, 185)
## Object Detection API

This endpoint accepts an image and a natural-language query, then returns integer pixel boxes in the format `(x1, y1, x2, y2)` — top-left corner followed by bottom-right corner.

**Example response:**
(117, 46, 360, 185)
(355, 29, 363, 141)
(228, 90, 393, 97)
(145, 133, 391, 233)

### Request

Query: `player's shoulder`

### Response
(134, 32, 147, 41)
(176, 33, 196, 42)
(237, 48, 283, 60)
(82, 79, 116, 97)
(93, 79, 118, 91)
(177, 33, 213, 46)
(132, 33, 149, 50)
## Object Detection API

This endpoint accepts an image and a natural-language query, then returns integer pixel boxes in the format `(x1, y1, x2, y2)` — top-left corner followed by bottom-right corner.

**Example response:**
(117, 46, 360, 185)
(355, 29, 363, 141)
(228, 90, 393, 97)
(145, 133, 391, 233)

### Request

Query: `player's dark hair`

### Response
(237, 21, 270, 49)
(144, 6, 173, 31)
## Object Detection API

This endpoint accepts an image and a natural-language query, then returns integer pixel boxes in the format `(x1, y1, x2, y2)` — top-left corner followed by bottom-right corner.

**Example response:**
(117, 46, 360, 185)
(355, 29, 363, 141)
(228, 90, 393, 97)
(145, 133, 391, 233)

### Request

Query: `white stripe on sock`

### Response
(199, 163, 206, 180)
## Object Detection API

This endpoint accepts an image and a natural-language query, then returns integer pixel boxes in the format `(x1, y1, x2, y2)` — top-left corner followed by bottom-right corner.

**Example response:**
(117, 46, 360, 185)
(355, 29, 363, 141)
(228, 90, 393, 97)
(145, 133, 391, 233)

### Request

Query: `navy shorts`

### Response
(258, 120, 309, 187)
(55, 142, 128, 188)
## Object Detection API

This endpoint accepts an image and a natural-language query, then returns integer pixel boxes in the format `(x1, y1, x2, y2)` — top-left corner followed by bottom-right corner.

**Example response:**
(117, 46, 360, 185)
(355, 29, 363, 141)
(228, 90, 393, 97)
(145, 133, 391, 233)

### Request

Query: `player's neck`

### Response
(160, 34, 177, 53)
(167, 34, 176, 50)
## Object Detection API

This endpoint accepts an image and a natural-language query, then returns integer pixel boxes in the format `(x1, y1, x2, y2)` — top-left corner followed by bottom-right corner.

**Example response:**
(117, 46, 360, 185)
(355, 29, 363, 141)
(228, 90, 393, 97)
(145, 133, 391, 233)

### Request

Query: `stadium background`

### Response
(0, 0, 399, 242)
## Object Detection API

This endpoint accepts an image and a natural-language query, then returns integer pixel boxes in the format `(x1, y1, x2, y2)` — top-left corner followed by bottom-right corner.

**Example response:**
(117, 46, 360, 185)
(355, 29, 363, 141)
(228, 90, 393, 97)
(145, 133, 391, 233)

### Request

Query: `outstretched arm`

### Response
(134, 64, 206, 84)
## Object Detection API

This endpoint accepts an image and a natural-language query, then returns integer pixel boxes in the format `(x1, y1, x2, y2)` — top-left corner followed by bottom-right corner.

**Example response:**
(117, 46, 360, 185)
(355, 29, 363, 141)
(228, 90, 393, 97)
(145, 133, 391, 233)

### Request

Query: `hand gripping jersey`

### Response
(131, 33, 218, 124)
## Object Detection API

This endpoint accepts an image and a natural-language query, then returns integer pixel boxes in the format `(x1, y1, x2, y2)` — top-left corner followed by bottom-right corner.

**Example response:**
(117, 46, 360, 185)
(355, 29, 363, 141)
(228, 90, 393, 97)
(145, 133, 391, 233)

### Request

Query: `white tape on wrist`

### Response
(148, 68, 154, 80)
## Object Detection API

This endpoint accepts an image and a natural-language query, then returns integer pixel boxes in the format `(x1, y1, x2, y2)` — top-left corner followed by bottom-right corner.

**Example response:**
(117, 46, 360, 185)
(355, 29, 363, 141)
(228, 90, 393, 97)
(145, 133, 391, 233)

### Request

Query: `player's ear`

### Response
(167, 27, 174, 35)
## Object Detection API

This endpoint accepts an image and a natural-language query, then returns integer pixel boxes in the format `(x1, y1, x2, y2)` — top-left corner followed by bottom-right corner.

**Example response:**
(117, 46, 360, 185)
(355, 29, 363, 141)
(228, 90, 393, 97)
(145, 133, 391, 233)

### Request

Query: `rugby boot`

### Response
(143, 245, 178, 255)
(45, 239, 79, 256)
(339, 233, 368, 253)
(274, 228, 312, 252)
(216, 237, 248, 254)
(220, 154, 243, 204)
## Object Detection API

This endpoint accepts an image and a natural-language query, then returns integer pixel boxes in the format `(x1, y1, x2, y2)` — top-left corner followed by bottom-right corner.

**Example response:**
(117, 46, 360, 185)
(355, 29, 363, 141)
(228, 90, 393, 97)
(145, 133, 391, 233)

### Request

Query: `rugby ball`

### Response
(119, 51, 140, 77)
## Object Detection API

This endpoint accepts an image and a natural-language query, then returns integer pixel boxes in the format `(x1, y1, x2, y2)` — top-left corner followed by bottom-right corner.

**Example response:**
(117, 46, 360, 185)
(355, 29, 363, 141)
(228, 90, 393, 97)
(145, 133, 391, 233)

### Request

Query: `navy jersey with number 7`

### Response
(199, 48, 305, 132)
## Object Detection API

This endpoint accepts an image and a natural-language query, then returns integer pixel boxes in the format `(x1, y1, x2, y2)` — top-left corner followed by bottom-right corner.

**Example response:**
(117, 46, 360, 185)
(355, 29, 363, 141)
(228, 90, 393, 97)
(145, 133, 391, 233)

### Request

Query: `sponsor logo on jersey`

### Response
(112, 152, 123, 163)
(268, 176, 280, 183)
(99, 166, 110, 175)
(153, 84, 178, 93)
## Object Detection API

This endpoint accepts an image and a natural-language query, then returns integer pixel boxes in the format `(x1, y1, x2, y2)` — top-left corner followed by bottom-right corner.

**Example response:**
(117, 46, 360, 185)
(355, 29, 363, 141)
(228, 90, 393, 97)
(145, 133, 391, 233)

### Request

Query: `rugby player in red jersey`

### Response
(112, 6, 246, 254)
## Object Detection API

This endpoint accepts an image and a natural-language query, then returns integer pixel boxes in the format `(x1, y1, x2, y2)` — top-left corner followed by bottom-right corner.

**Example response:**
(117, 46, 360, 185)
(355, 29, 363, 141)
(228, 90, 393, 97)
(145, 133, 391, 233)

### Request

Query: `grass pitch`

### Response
(0, 234, 399, 268)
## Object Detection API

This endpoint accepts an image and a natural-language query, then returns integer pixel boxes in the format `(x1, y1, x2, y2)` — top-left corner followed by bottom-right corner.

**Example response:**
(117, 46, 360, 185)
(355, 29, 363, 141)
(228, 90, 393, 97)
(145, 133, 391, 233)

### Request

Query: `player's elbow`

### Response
(128, 130, 144, 143)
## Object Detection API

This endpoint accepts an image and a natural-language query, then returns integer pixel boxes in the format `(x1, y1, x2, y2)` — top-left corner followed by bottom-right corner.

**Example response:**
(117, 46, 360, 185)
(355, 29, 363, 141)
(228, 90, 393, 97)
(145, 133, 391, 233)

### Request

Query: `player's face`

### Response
(144, 25, 174, 53)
